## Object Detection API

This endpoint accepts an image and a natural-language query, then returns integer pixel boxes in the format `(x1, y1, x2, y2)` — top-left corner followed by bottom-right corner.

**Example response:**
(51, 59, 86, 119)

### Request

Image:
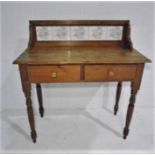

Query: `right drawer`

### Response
(84, 65, 137, 81)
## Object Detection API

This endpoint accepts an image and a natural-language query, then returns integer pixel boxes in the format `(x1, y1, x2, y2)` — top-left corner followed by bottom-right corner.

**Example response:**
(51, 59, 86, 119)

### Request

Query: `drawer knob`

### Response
(51, 72, 57, 78)
(109, 70, 114, 76)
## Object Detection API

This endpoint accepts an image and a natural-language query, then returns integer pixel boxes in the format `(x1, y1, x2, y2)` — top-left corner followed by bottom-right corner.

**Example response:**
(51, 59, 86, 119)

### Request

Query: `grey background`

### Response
(0, 1, 154, 153)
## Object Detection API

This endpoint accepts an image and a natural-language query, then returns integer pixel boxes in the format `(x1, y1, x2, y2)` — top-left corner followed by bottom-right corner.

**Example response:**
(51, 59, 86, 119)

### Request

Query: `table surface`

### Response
(13, 45, 150, 65)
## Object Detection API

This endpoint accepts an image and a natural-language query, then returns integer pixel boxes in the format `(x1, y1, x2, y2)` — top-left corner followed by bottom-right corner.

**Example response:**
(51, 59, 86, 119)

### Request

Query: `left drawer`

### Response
(27, 65, 81, 83)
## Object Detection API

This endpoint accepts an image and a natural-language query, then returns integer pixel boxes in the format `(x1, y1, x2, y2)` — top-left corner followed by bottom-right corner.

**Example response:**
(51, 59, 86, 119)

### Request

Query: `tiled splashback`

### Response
(36, 26, 123, 41)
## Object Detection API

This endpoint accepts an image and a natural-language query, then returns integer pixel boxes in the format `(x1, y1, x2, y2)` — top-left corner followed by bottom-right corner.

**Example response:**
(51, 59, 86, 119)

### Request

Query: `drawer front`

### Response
(85, 65, 137, 81)
(28, 65, 81, 83)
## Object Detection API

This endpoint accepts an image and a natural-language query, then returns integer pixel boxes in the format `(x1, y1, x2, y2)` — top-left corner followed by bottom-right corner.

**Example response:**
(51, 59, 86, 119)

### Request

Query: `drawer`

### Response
(28, 65, 81, 83)
(85, 65, 137, 81)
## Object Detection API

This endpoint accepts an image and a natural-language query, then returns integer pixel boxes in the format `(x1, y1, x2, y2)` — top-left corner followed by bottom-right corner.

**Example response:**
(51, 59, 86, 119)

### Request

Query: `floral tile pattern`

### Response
(71, 26, 89, 40)
(89, 26, 107, 40)
(36, 26, 51, 40)
(36, 26, 123, 41)
(52, 26, 70, 40)
(36, 26, 70, 41)
(106, 26, 123, 40)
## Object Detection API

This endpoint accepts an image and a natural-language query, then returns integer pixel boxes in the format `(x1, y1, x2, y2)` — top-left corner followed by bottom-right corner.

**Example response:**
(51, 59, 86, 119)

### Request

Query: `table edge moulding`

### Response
(13, 20, 151, 143)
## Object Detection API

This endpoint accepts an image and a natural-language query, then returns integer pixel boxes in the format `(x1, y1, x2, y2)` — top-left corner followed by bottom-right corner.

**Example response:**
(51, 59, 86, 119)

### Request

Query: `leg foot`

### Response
(114, 109, 117, 115)
(26, 95, 37, 143)
(39, 107, 44, 117)
(123, 128, 129, 139)
(123, 82, 137, 139)
(123, 135, 127, 139)
(31, 130, 37, 143)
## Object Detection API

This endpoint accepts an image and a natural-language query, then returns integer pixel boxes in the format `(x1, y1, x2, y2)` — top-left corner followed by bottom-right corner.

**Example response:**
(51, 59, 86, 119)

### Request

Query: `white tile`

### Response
(36, 26, 70, 41)
(106, 26, 123, 40)
(36, 26, 52, 41)
(71, 26, 89, 40)
(52, 26, 70, 40)
(89, 26, 107, 40)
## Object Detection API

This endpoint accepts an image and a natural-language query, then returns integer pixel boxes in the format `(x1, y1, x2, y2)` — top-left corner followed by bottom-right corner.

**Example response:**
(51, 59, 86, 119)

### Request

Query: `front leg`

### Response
(19, 65, 37, 143)
(123, 82, 138, 139)
(25, 90, 37, 143)
(123, 64, 144, 139)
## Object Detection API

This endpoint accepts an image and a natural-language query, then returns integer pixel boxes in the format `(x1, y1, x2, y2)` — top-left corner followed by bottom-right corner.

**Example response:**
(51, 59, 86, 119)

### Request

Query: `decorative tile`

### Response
(106, 26, 123, 40)
(89, 26, 107, 40)
(36, 26, 70, 41)
(36, 26, 52, 41)
(52, 26, 70, 40)
(36, 26, 123, 41)
(71, 26, 89, 40)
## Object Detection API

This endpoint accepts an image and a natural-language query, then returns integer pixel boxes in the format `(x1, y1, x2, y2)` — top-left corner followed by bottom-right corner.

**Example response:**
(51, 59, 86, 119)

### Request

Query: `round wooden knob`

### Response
(51, 72, 57, 78)
(109, 70, 114, 76)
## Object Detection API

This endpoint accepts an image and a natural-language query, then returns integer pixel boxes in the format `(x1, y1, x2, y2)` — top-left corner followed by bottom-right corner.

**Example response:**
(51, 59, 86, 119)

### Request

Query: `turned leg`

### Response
(123, 82, 138, 139)
(114, 82, 122, 115)
(19, 65, 37, 143)
(25, 91, 37, 143)
(36, 83, 44, 117)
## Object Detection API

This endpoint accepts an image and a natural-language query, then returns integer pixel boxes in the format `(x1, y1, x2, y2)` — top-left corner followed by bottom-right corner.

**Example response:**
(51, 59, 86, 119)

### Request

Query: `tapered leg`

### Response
(123, 82, 138, 139)
(36, 83, 44, 117)
(26, 91, 37, 143)
(114, 82, 122, 115)
(19, 65, 37, 143)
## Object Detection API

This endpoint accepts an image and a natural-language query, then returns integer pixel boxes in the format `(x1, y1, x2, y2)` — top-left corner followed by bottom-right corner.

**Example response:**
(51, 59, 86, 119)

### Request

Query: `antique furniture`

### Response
(13, 20, 150, 143)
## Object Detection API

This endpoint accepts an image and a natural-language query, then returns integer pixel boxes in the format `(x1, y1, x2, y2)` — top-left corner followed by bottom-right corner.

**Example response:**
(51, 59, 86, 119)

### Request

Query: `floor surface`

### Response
(0, 83, 154, 153)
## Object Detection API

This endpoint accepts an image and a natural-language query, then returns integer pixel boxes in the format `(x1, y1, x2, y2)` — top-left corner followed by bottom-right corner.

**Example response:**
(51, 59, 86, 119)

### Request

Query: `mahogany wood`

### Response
(13, 20, 151, 143)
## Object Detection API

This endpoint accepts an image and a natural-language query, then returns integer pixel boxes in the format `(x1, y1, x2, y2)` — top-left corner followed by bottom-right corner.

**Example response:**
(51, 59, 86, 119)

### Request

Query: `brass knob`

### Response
(51, 72, 57, 78)
(108, 70, 114, 76)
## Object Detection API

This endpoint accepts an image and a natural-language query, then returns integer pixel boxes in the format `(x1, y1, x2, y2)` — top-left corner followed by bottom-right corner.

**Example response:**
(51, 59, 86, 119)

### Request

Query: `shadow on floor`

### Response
(0, 107, 122, 152)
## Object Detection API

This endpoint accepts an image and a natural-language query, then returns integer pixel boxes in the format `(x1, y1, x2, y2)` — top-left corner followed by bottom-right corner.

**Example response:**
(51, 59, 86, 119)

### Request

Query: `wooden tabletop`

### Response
(13, 45, 150, 65)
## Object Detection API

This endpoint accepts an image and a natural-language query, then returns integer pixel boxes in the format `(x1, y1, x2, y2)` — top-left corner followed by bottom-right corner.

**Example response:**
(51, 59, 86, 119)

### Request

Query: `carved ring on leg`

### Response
(123, 83, 137, 139)
(26, 95, 37, 143)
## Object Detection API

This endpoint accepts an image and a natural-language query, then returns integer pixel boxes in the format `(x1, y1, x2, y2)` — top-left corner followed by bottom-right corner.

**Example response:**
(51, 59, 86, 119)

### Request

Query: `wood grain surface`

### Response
(13, 46, 150, 65)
